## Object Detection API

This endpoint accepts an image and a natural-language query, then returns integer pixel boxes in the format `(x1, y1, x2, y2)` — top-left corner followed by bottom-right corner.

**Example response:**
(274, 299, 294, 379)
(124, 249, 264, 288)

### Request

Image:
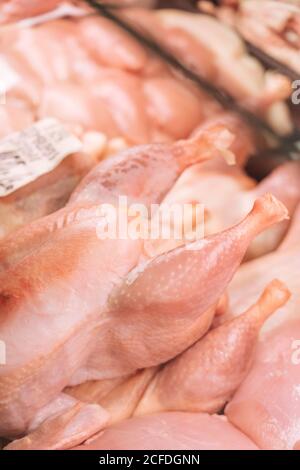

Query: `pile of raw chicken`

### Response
(0, 0, 300, 451)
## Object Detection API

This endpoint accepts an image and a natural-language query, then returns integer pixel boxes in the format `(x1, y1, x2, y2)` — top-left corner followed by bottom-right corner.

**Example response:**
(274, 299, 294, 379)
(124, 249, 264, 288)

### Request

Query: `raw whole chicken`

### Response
(0, 0, 156, 24)
(73, 412, 259, 450)
(3, 278, 291, 450)
(67, 278, 289, 426)
(0, 0, 63, 23)
(0, 11, 205, 237)
(150, 8, 293, 135)
(155, 153, 300, 259)
(1, 0, 300, 453)
(0, 122, 290, 449)
(0, 0, 291, 244)
(223, 204, 300, 450)
(0, 126, 228, 442)
(0, 5, 293, 140)
(1, 12, 208, 142)
(213, 0, 300, 74)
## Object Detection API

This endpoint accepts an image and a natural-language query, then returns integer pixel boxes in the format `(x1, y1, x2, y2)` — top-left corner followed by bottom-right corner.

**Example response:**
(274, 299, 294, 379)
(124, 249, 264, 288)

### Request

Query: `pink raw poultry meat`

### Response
(0, 127, 233, 445)
(216, 0, 300, 74)
(0, 0, 156, 24)
(227, 317, 300, 450)
(224, 204, 300, 450)
(0, 12, 205, 237)
(99, 195, 288, 378)
(68, 368, 158, 426)
(73, 412, 259, 450)
(161, 158, 300, 259)
(77, 15, 149, 72)
(0, 0, 63, 23)
(2, 5, 291, 141)
(154, 8, 293, 135)
(279, 202, 300, 252)
(0, 1, 298, 453)
(0, 9, 241, 241)
(0, 120, 106, 240)
(69, 279, 290, 425)
(4, 395, 110, 450)
(135, 280, 290, 416)
(0, 126, 288, 449)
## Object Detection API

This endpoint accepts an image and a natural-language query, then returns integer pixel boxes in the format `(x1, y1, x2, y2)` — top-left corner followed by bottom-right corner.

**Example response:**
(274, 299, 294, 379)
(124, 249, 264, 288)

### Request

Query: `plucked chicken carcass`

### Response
(223, 203, 300, 450)
(0, 122, 291, 449)
(213, 0, 300, 74)
(0, 126, 230, 443)
(0, 9, 216, 238)
(0, 0, 156, 24)
(1, 0, 300, 452)
(0, 12, 203, 238)
(150, 7, 293, 135)
(154, 152, 300, 259)
(73, 412, 259, 450)
(68, 278, 290, 430)
(0, 0, 63, 23)
(3, 6, 292, 141)
(0, 3, 295, 241)
(70, 199, 300, 452)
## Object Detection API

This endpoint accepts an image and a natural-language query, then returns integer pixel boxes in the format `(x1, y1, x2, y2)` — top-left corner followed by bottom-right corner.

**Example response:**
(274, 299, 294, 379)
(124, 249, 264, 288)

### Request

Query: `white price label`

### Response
(0, 118, 82, 197)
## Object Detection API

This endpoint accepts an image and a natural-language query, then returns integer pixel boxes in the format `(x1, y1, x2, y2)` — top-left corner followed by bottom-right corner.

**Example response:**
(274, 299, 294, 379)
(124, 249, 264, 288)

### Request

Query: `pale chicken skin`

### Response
(0, 123, 289, 449)
(1, 192, 288, 448)
(73, 412, 259, 451)
(153, 8, 293, 135)
(0, 127, 233, 444)
(0, 3, 295, 243)
(0, 6, 293, 141)
(0, 11, 242, 239)
(1, 0, 299, 452)
(0, 0, 155, 24)
(69, 279, 290, 426)
(224, 205, 300, 450)
(0, 3, 294, 242)
(0, 0, 63, 23)
(215, 0, 300, 75)
(135, 280, 290, 417)
(159, 158, 300, 259)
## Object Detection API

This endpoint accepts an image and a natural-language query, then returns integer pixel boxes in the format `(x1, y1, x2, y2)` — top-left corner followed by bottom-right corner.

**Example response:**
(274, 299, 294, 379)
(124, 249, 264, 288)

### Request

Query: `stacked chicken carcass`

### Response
(210, 0, 300, 73)
(0, 0, 300, 451)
